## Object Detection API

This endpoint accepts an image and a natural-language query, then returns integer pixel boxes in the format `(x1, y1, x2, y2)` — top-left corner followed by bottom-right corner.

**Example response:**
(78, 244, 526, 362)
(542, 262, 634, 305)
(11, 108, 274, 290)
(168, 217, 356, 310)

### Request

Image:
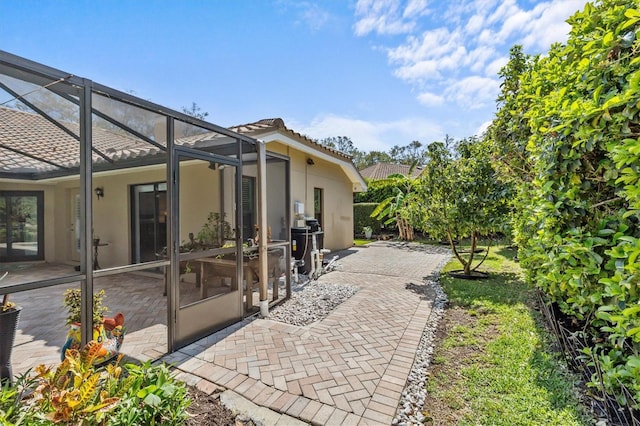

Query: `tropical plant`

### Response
(370, 173, 417, 241)
(29, 341, 123, 424)
(0, 342, 190, 425)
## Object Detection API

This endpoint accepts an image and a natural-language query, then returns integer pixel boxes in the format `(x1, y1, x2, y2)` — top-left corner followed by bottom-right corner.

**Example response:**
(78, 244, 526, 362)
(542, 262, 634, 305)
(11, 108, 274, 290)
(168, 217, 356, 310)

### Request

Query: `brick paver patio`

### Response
(8, 267, 169, 375)
(164, 241, 449, 425)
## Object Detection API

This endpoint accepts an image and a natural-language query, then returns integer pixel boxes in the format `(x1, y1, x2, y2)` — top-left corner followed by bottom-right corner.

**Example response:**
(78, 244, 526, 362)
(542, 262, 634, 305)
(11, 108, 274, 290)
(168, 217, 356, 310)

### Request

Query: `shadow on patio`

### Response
(4, 263, 169, 375)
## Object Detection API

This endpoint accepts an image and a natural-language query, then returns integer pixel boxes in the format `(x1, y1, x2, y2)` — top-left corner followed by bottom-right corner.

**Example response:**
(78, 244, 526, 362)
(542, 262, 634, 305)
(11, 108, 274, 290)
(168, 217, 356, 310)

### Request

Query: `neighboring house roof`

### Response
(0, 107, 367, 192)
(359, 163, 424, 180)
(230, 118, 367, 192)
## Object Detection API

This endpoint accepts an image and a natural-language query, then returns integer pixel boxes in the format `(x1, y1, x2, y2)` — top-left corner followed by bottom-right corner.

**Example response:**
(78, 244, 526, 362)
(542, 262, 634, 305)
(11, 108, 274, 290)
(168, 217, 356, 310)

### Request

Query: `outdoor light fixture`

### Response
(208, 162, 226, 171)
(306, 158, 315, 165)
(95, 186, 104, 200)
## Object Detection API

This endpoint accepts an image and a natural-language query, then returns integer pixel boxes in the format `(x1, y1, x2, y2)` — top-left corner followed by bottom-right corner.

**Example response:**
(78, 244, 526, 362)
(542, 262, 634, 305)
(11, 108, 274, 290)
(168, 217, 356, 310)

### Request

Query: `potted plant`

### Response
(363, 226, 373, 239)
(61, 288, 125, 364)
(0, 272, 21, 384)
(196, 212, 234, 248)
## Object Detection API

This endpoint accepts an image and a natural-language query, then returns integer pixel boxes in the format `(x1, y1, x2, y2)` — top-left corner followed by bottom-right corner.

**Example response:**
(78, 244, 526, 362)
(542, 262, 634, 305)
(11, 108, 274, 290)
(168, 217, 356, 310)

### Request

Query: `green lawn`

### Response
(353, 238, 371, 246)
(425, 245, 591, 425)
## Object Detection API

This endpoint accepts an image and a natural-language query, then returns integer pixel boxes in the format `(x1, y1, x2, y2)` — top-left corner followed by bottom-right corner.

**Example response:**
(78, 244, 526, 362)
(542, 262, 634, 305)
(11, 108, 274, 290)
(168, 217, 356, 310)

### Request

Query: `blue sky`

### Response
(0, 0, 587, 152)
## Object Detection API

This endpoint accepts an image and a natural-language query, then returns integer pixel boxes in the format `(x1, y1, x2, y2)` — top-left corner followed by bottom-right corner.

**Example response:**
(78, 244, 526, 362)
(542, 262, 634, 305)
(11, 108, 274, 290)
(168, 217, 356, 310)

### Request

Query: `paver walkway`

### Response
(165, 241, 449, 425)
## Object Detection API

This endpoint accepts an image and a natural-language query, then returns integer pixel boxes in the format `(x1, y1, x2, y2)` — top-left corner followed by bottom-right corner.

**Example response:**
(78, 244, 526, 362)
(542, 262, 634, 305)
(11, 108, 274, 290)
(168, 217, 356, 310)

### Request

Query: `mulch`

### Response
(185, 386, 240, 426)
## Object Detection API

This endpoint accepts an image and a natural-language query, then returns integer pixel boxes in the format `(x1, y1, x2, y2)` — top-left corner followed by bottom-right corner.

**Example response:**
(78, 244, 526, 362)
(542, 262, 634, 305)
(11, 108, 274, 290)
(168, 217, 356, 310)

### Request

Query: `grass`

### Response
(425, 244, 591, 425)
(353, 238, 371, 246)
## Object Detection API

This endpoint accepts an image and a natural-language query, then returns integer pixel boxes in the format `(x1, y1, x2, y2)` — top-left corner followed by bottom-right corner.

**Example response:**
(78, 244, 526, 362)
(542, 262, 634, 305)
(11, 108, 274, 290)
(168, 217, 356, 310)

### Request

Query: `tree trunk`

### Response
(464, 231, 477, 275)
(447, 229, 469, 272)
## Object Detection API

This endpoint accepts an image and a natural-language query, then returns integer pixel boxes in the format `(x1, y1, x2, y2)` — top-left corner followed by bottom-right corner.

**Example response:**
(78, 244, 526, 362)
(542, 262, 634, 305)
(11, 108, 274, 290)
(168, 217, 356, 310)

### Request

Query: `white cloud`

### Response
(297, 3, 331, 31)
(402, 0, 431, 19)
(417, 91, 444, 106)
(465, 13, 485, 34)
(278, 0, 332, 31)
(520, 0, 585, 50)
(288, 113, 444, 151)
(364, 0, 588, 112)
(485, 56, 508, 77)
(476, 119, 492, 137)
(388, 28, 463, 65)
(345, 0, 589, 146)
(393, 60, 442, 82)
(354, 0, 416, 36)
(444, 76, 500, 109)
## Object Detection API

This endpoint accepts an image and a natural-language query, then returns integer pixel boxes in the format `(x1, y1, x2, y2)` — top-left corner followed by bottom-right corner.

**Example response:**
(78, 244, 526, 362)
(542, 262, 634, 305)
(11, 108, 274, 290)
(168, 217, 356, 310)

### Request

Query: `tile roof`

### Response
(0, 108, 357, 179)
(359, 163, 424, 180)
(0, 106, 162, 175)
(229, 118, 353, 162)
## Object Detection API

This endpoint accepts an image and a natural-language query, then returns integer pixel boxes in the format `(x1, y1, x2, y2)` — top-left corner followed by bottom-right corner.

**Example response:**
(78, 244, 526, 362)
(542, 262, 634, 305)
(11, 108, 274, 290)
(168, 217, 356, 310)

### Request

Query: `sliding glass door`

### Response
(131, 183, 167, 264)
(0, 191, 44, 262)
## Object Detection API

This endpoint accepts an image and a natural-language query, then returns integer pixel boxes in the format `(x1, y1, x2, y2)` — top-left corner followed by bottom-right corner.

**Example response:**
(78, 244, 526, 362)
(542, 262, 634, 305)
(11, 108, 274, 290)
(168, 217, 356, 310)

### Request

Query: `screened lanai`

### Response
(0, 50, 291, 375)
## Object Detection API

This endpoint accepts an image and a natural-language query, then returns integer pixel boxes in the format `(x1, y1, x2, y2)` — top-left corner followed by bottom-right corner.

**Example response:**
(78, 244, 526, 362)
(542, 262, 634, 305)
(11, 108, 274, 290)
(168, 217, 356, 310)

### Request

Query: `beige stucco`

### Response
(265, 141, 355, 251)
(1, 133, 360, 267)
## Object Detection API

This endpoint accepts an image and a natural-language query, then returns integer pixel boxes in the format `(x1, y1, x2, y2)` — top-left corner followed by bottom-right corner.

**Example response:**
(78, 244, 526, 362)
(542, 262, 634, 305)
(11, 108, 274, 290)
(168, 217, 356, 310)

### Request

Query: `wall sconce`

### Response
(306, 158, 315, 165)
(95, 186, 104, 200)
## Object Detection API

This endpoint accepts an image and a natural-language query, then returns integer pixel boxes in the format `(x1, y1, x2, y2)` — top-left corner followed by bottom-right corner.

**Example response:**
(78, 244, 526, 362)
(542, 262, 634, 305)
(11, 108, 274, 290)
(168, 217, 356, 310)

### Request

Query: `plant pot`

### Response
(364, 230, 373, 239)
(0, 307, 21, 385)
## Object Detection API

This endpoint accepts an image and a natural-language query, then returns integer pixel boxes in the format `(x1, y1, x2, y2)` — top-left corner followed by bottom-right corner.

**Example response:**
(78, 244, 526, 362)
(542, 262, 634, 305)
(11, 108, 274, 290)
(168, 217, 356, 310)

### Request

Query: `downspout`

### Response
(256, 139, 269, 316)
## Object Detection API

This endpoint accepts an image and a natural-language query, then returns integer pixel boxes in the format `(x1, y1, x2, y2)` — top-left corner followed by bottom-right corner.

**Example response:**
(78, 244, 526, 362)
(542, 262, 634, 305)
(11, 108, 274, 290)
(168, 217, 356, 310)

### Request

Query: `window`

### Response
(314, 188, 323, 230)
(0, 191, 44, 262)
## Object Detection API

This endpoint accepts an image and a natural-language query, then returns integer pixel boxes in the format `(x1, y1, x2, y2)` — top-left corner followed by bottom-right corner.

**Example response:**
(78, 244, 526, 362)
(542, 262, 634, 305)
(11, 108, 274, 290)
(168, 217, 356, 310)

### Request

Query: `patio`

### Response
(5, 263, 168, 375)
(4, 260, 289, 376)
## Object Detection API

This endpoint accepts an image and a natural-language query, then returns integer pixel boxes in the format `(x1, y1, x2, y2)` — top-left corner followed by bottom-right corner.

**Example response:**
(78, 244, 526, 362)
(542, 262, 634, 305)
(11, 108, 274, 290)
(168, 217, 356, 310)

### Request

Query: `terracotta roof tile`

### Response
(229, 118, 352, 161)
(359, 163, 423, 180)
(0, 109, 358, 178)
(0, 106, 160, 174)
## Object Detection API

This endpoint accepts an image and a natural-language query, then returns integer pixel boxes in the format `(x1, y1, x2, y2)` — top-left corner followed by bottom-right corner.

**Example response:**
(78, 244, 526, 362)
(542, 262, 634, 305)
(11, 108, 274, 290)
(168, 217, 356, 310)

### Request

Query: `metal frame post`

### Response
(256, 140, 268, 314)
(166, 117, 177, 352)
(80, 80, 94, 346)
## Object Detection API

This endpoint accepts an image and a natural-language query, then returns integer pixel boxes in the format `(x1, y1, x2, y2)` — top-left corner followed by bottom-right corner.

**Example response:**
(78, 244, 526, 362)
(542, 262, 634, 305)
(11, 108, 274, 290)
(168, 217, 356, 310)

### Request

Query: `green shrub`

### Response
(0, 342, 189, 425)
(106, 361, 189, 425)
(353, 203, 383, 235)
(488, 0, 640, 407)
(355, 178, 399, 203)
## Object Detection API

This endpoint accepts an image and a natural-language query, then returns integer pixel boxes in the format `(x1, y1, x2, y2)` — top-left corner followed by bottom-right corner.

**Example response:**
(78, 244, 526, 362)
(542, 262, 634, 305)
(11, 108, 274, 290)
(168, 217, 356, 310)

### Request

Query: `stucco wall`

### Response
(266, 142, 354, 251)
(2, 140, 357, 266)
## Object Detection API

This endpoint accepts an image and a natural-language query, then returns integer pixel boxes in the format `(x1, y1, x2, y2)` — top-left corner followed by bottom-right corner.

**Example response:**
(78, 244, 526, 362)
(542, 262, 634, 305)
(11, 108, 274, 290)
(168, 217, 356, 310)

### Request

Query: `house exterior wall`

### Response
(1, 136, 357, 266)
(266, 142, 354, 251)
(1, 161, 227, 268)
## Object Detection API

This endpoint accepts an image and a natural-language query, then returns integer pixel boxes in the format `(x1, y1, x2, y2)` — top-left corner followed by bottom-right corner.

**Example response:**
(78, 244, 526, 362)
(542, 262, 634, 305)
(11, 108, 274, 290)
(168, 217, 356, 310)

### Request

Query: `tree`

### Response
(319, 136, 366, 168)
(388, 140, 427, 165)
(416, 137, 509, 276)
(181, 102, 209, 120)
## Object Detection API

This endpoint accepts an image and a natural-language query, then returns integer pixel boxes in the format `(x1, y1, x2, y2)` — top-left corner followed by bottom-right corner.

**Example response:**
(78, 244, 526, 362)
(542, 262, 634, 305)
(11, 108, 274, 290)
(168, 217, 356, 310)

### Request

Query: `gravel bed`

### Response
(268, 281, 359, 326)
(393, 257, 450, 426)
